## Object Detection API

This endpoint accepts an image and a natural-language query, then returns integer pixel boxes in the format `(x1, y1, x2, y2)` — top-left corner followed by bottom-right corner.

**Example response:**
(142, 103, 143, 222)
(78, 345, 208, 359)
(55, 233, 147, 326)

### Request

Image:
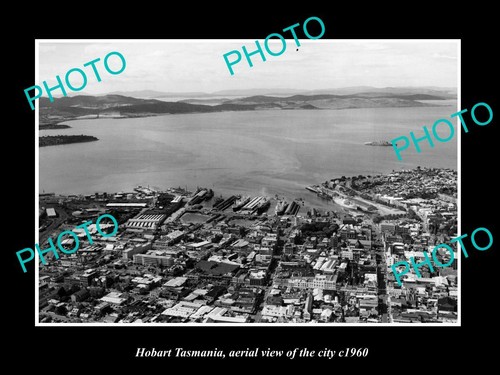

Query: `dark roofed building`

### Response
(195, 260, 240, 276)
(71, 289, 90, 302)
(204, 286, 226, 302)
(266, 295, 284, 306)
(438, 296, 457, 312)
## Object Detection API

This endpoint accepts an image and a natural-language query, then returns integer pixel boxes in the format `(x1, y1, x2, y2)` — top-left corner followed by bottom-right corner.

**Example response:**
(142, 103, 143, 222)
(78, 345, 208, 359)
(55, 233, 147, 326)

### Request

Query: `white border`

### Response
(35, 39, 461, 327)
(457, 40, 461, 326)
(35, 39, 40, 325)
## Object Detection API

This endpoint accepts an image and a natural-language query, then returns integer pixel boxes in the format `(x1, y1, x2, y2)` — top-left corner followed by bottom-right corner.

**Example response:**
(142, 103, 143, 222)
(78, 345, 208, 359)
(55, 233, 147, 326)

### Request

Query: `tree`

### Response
(57, 286, 66, 298)
(90, 287, 105, 298)
(407, 209, 422, 222)
(70, 284, 80, 294)
(55, 305, 67, 316)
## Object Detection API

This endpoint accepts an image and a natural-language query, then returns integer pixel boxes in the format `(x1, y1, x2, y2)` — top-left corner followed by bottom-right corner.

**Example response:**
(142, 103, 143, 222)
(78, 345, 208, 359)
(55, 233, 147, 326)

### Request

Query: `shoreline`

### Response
(39, 135, 99, 147)
(39, 124, 72, 130)
(41, 99, 454, 126)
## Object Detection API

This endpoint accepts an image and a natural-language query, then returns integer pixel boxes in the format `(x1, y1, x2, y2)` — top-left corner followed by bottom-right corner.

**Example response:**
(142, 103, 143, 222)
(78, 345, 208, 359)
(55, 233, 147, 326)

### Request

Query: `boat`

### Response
(275, 201, 288, 215)
(212, 196, 224, 207)
(205, 189, 214, 199)
(306, 185, 322, 194)
(188, 189, 207, 205)
(233, 196, 251, 211)
(255, 198, 271, 214)
(364, 140, 393, 146)
(318, 191, 331, 199)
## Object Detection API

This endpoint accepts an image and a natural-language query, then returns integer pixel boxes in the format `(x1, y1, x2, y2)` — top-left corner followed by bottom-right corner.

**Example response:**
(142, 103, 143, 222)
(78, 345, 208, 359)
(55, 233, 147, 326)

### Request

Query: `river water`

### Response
(40, 104, 457, 209)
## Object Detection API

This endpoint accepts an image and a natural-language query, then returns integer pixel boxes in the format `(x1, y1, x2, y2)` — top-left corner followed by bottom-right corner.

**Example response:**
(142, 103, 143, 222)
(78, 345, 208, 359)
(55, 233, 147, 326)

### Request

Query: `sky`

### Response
(37, 40, 459, 95)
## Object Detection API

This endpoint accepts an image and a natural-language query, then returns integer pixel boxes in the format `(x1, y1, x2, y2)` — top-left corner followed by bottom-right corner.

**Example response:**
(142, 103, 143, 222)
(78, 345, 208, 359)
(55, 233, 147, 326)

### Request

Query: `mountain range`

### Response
(40, 87, 455, 122)
(105, 86, 456, 99)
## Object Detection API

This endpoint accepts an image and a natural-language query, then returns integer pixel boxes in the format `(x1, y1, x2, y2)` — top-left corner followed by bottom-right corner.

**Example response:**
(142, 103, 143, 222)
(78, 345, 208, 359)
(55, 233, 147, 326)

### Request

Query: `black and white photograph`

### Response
(36, 40, 459, 325)
(6, 4, 500, 370)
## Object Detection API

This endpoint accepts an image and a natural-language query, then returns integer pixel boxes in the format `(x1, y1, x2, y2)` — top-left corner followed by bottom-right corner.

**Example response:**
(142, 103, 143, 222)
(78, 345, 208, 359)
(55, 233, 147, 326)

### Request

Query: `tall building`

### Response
(303, 292, 313, 321)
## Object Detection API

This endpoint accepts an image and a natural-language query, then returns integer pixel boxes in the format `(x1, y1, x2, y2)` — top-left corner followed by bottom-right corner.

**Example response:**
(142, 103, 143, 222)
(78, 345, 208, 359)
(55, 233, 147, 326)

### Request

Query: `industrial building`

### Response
(126, 212, 167, 230)
(133, 250, 175, 266)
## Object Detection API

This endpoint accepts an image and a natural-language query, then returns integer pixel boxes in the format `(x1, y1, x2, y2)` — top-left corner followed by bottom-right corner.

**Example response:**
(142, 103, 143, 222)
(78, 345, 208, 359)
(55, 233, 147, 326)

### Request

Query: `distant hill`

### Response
(179, 98, 231, 105)
(104, 88, 307, 98)
(94, 86, 456, 100)
(98, 86, 457, 99)
(105, 90, 208, 98)
(211, 88, 305, 96)
(39, 89, 453, 122)
(212, 86, 456, 98)
(346, 93, 446, 100)
(305, 86, 457, 99)
(40, 95, 148, 108)
(224, 93, 446, 110)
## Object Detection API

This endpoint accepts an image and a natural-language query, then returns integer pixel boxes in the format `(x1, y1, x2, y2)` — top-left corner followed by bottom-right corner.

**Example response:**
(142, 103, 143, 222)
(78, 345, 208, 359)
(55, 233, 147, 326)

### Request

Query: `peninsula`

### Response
(40, 124, 71, 130)
(39, 135, 98, 147)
